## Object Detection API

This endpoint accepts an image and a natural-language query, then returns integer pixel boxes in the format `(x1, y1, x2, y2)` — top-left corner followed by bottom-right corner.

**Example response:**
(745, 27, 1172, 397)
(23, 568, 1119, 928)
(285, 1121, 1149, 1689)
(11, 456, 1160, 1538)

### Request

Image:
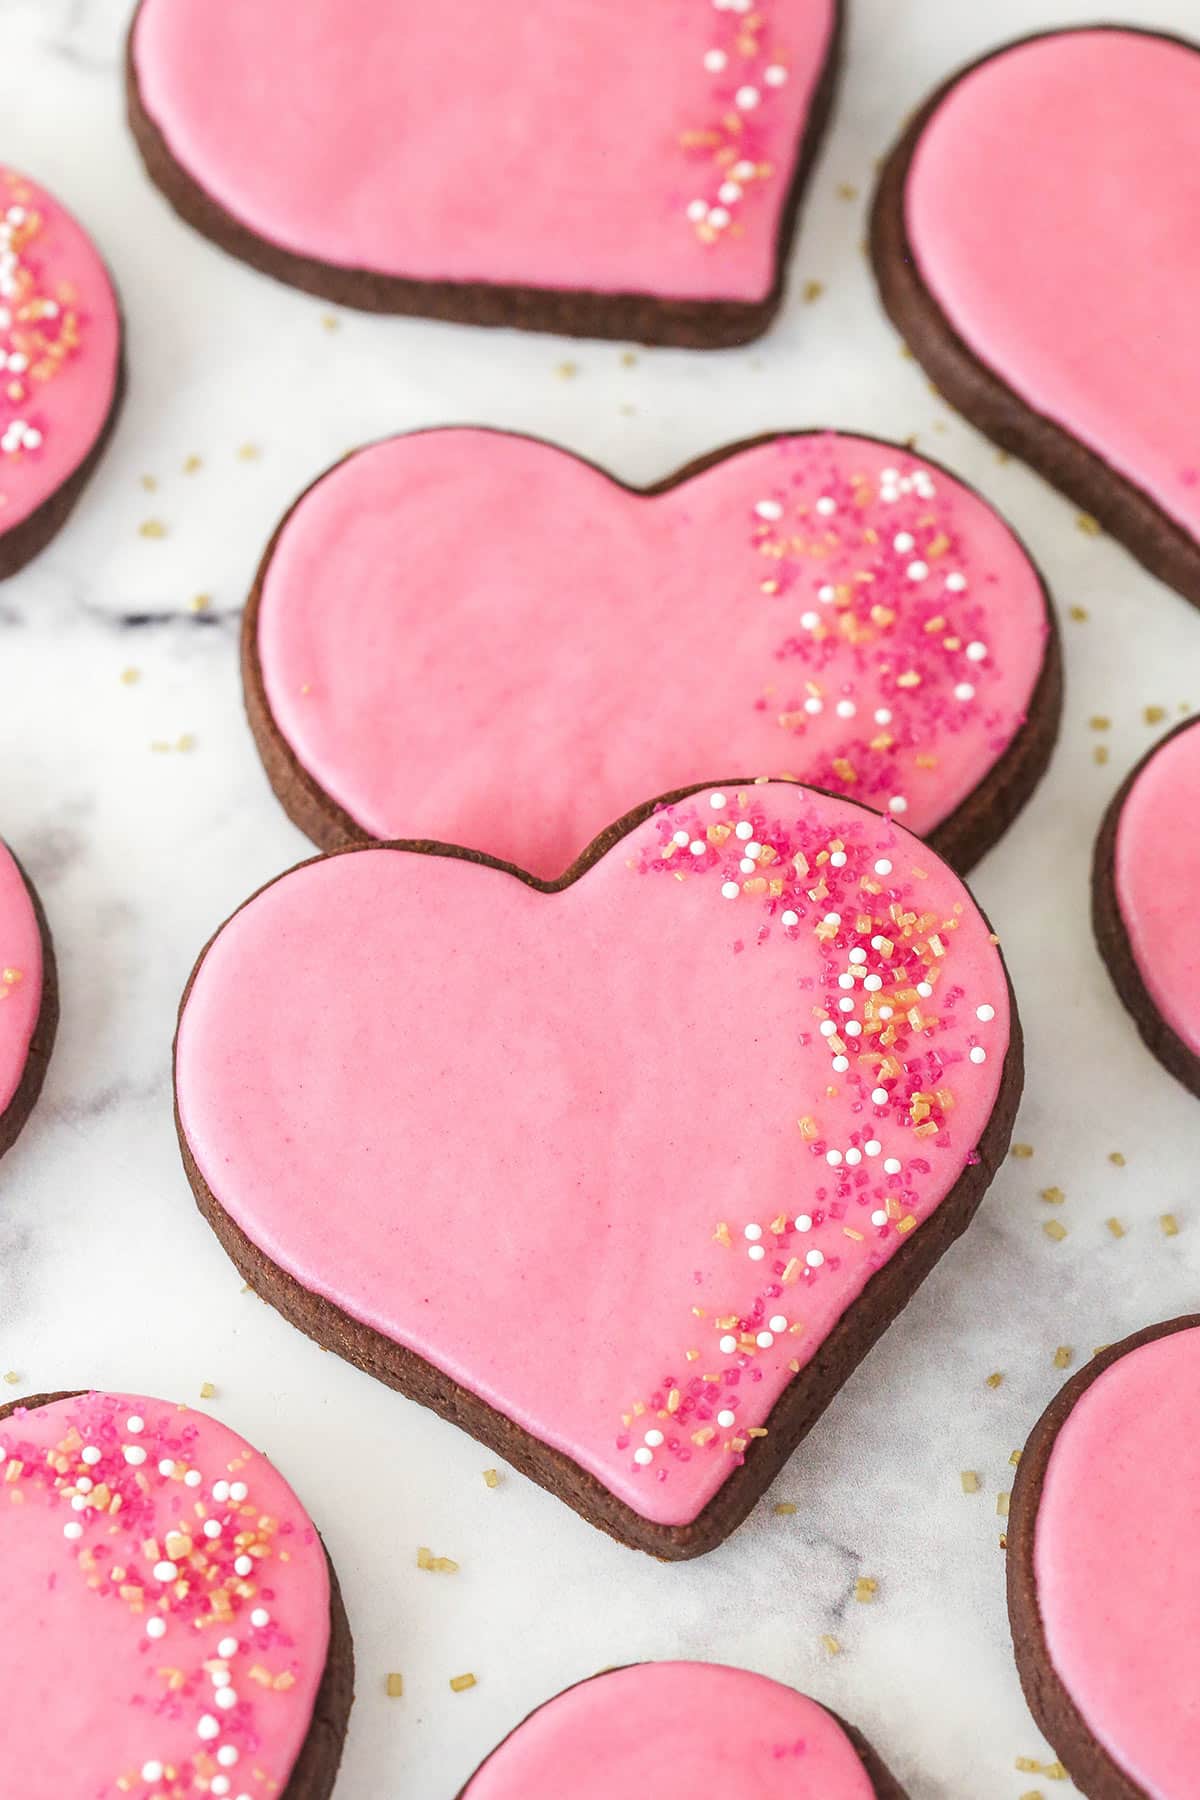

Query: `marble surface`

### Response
(3, 2, 1199, 1794)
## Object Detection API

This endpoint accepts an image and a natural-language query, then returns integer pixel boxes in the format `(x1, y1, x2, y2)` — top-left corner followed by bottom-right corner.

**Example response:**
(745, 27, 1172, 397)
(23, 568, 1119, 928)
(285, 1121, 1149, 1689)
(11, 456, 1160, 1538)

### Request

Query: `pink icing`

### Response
(905, 29, 1200, 544)
(131, 0, 835, 303)
(0, 1390, 331, 1799)
(0, 168, 120, 539)
(175, 781, 1009, 1528)
(1034, 1326, 1200, 1799)
(256, 430, 1048, 880)
(1113, 718, 1200, 1060)
(463, 1663, 879, 1798)
(0, 841, 43, 1118)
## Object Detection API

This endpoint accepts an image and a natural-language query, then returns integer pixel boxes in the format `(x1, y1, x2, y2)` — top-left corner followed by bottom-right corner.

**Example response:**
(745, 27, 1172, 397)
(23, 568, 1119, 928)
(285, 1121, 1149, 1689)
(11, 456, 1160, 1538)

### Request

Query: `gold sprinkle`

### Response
(1144, 704, 1166, 726)
(190, 593, 212, 613)
(138, 519, 167, 539)
(140, 474, 157, 492)
(1094, 745, 1110, 765)
(385, 1672, 404, 1698)
(1089, 715, 1111, 732)
(1053, 1347, 1072, 1370)
(449, 1672, 477, 1693)
(1040, 1186, 1065, 1205)
(1076, 513, 1102, 536)
(417, 1547, 460, 1573)
(620, 350, 638, 368)
(802, 279, 824, 304)
(773, 1502, 797, 1516)
(183, 454, 203, 474)
(854, 1577, 877, 1603)
(175, 734, 196, 753)
(1069, 604, 1089, 622)
(555, 361, 578, 380)
(1161, 1213, 1180, 1237)
(2, 1372, 19, 1386)
(1011, 1143, 1034, 1159)
(961, 1470, 980, 1494)
(1044, 1219, 1068, 1243)
(985, 1371, 1004, 1390)
(1020, 1792, 1045, 1800)
(713, 1221, 732, 1249)
(821, 1634, 841, 1656)
(322, 314, 341, 332)
(1109, 1151, 1126, 1167)
(1106, 1217, 1126, 1239)
(482, 1469, 501, 1489)
(119, 666, 141, 686)
(237, 443, 261, 461)
(199, 1381, 216, 1400)
(997, 1491, 1010, 1518)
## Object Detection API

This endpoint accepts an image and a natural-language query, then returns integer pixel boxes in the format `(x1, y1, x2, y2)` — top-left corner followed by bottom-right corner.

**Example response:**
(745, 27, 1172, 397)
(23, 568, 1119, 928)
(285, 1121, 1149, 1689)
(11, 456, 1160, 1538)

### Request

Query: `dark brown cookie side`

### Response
(0, 350, 126, 582)
(0, 1389, 354, 1800)
(0, 849, 59, 1162)
(869, 25, 1200, 612)
(1007, 1317, 1200, 1800)
(454, 1664, 911, 1796)
(174, 780, 1024, 1560)
(241, 428, 1062, 880)
(1091, 715, 1200, 1100)
(125, 3, 843, 349)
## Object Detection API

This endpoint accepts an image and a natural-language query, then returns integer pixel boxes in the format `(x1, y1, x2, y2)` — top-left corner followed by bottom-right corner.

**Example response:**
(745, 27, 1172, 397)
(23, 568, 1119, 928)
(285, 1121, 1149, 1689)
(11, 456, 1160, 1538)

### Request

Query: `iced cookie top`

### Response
(0, 1391, 331, 1799)
(0, 841, 43, 1116)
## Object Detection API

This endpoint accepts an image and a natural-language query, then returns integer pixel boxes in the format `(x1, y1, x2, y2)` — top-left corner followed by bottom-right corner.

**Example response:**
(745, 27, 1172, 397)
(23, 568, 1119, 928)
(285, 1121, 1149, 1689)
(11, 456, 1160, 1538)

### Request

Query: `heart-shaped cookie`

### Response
(1092, 716, 1200, 1100)
(0, 840, 56, 1160)
(0, 167, 123, 578)
(459, 1663, 908, 1798)
(245, 429, 1059, 883)
(175, 779, 1020, 1557)
(1009, 1317, 1200, 1800)
(872, 27, 1200, 609)
(127, 0, 841, 346)
(0, 1389, 353, 1800)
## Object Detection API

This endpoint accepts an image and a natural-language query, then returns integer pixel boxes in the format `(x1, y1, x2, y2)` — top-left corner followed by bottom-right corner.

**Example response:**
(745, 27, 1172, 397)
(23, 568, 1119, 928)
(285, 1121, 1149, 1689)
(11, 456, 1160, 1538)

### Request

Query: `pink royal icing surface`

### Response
(0, 841, 43, 1115)
(0, 1391, 331, 1800)
(1113, 719, 1200, 1059)
(463, 1663, 878, 1798)
(256, 430, 1049, 880)
(905, 29, 1200, 544)
(0, 168, 120, 538)
(131, 0, 836, 303)
(1034, 1327, 1200, 1799)
(176, 782, 1009, 1528)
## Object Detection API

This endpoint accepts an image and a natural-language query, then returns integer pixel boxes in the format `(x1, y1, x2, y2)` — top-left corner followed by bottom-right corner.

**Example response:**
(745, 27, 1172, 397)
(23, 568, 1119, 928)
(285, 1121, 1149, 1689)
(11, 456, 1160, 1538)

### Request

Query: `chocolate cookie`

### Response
(871, 27, 1200, 610)
(0, 1388, 353, 1800)
(127, 0, 842, 347)
(174, 777, 1022, 1559)
(1008, 1318, 1200, 1798)
(1092, 715, 1200, 1100)
(0, 841, 57, 1161)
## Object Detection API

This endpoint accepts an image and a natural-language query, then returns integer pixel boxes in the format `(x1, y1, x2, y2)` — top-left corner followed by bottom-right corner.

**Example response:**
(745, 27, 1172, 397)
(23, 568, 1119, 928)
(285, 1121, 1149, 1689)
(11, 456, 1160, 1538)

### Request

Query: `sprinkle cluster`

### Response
(0, 170, 83, 462)
(616, 788, 999, 1483)
(0, 1396, 304, 1797)
(683, 2, 792, 244)
(749, 447, 1006, 821)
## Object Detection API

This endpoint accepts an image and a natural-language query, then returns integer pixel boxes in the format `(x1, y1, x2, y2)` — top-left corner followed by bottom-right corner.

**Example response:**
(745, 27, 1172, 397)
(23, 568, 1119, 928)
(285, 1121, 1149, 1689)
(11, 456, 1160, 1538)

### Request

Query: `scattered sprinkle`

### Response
(183, 454, 203, 474)
(321, 314, 341, 333)
(1044, 1220, 1068, 1243)
(985, 1371, 1004, 1390)
(386, 1672, 404, 1698)
(1011, 1144, 1034, 1160)
(198, 1381, 216, 1400)
(237, 443, 261, 461)
(555, 361, 578, 380)
(417, 1547, 459, 1574)
(821, 1635, 841, 1657)
(1106, 1217, 1126, 1239)
(1109, 1151, 1126, 1167)
(1069, 604, 1089, 622)
(1094, 745, 1110, 765)
(961, 1471, 981, 1494)
(482, 1469, 501, 1489)
(1144, 705, 1166, 726)
(854, 1577, 877, 1603)
(1053, 1347, 1072, 1370)
(1161, 1213, 1180, 1237)
(190, 593, 212, 613)
(997, 1492, 1010, 1518)
(449, 1673, 477, 1693)
(1076, 513, 1102, 536)
(138, 519, 167, 539)
(773, 1502, 797, 1516)
(1040, 1187, 1065, 1205)
(802, 279, 824, 303)
(1088, 715, 1110, 731)
(119, 666, 141, 686)
(2, 1371, 19, 1386)
(140, 474, 157, 492)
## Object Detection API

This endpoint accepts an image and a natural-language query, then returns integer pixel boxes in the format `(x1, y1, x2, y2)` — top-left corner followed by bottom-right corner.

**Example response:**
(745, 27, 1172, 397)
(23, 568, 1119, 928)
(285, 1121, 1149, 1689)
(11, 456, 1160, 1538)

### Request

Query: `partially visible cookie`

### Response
(458, 1663, 909, 1798)
(245, 429, 1060, 881)
(0, 167, 123, 579)
(1008, 1318, 1200, 1799)
(0, 840, 57, 1160)
(127, 0, 843, 346)
(872, 27, 1200, 609)
(1092, 715, 1200, 1099)
(0, 1389, 353, 1800)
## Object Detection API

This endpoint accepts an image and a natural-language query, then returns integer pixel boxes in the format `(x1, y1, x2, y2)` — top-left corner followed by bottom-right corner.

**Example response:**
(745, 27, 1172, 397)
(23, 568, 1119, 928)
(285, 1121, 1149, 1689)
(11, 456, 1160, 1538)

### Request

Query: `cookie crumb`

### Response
(1106, 1217, 1125, 1239)
(385, 1672, 403, 1698)
(450, 1673, 477, 1693)
(961, 1470, 980, 1494)
(854, 1577, 877, 1603)
(482, 1469, 501, 1489)
(1053, 1347, 1072, 1370)
(1161, 1213, 1180, 1237)
(199, 1381, 216, 1400)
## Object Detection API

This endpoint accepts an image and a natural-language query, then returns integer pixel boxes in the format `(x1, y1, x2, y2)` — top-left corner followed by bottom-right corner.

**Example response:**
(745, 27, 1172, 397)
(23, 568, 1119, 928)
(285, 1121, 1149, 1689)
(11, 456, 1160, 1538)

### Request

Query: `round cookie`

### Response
(1008, 1318, 1200, 1799)
(0, 1389, 353, 1800)
(174, 778, 1022, 1558)
(0, 840, 57, 1160)
(872, 27, 1200, 610)
(0, 166, 123, 579)
(245, 429, 1060, 882)
(458, 1663, 909, 1798)
(1092, 715, 1200, 1099)
(126, 0, 843, 347)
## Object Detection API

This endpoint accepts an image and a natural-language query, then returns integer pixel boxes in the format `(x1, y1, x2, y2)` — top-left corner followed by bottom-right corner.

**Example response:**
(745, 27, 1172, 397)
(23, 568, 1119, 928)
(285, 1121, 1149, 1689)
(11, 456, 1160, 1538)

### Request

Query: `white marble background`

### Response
(2, 2, 1199, 1794)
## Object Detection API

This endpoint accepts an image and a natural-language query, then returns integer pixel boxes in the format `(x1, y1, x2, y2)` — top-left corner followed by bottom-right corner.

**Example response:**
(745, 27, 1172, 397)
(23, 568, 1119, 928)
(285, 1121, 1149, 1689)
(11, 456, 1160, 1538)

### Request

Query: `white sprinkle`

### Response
(718, 181, 742, 205)
(871, 1087, 889, 1106)
(184, 1470, 202, 1488)
(218, 1637, 239, 1659)
(863, 974, 883, 992)
(865, 1140, 882, 1157)
(946, 572, 968, 592)
(157, 1458, 175, 1477)
(954, 682, 975, 702)
(124, 1445, 147, 1466)
(720, 1334, 739, 1354)
(835, 700, 856, 719)
(781, 910, 799, 927)
(198, 1715, 221, 1741)
(748, 1243, 766, 1262)
(126, 1415, 145, 1435)
(888, 796, 908, 815)
(871, 1209, 888, 1227)
(801, 610, 821, 630)
(849, 948, 867, 965)
(703, 48, 727, 72)
(839, 997, 854, 1013)
(644, 1429, 664, 1448)
(213, 1781, 231, 1798)
(970, 1046, 987, 1064)
(795, 1215, 813, 1233)
(709, 791, 727, 809)
(735, 85, 761, 110)
(906, 557, 930, 581)
(142, 1764, 164, 1785)
(875, 708, 893, 726)
(820, 1020, 837, 1037)
(633, 1447, 653, 1466)
(154, 1561, 178, 1583)
(234, 1555, 253, 1577)
(966, 640, 988, 662)
(818, 584, 836, 603)
(217, 1745, 240, 1766)
(874, 858, 893, 876)
(673, 829, 690, 847)
(769, 1315, 788, 1332)
(686, 199, 708, 222)
(755, 498, 783, 520)
(212, 1480, 231, 1502)
(806, 1249, 825, 1269)
(146, 1617, 167, 1640)
(689, 839, 706, 857)
(756, 1330, 775, 1349)
(707, 206, 731, 229)
(721, 880, 740, 900)
(804, 696, 823, 715)
(740, 860, 755, 876)
(81, 1446, 101, 1466)
(832, 1055, 850, 1073)
(764, 63, 788, 85)
(825, 912, 842, 926)
(717, 1409, 736, 1428)
(816, 496, 837, 516)
(204, 1520, 223, 1540)
(735, 820, 754, 840)
(63, 1521, 83, 1540)
(250, 1609, 269, 1629)
(826, 1149, 843, 1167)
(745, 1222, 763, 1241)
(977, 1004, 996, 1023)
(845, 1148, 863, 1166)
(845, 1021, 862, 1038)
(917, 981, 933, 998)
(884, 1157, 902, 1175)
(893, 532, 915, 553)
